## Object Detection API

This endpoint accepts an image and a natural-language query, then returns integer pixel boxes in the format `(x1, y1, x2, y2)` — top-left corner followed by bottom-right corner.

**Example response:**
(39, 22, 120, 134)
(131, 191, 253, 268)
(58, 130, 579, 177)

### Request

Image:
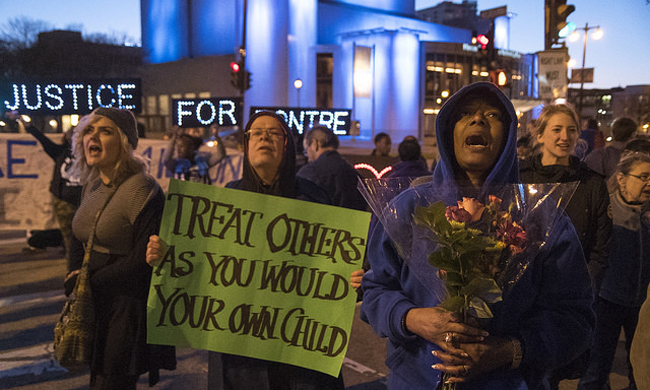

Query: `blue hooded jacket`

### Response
(360, 82, 594, 390)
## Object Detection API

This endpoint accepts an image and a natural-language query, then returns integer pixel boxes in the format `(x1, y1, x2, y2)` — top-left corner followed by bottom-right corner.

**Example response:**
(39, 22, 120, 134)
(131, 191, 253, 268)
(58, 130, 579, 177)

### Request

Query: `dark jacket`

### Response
(360, 82, 594, 390)
(297, 150, 367, 211)
(519, 154, 611, 291)
(69, 173, 175, 384)
(599, 193, 650, 307)
(386, 160, 432, 179)
(26, 125, 82, 206)
(221, 111, 342, 390)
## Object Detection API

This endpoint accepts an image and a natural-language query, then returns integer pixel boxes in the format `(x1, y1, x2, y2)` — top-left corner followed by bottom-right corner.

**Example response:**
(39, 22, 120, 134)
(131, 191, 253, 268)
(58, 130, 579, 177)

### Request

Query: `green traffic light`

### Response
(559, 21, 576, 38)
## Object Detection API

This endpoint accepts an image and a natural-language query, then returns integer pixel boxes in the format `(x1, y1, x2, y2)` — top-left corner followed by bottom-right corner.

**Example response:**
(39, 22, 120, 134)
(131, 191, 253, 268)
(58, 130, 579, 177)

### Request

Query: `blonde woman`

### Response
(67, 107, 175, 389)
(519, 104, 612, 388)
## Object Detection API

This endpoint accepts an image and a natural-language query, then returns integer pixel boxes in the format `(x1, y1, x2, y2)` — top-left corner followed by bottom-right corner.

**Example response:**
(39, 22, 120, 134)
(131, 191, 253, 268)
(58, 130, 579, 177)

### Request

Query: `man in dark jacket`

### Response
(298, 125, 367, 211)
(386, 137, 432, 179)
(584, 117, 637, 179)
(12, 112, 82, 266)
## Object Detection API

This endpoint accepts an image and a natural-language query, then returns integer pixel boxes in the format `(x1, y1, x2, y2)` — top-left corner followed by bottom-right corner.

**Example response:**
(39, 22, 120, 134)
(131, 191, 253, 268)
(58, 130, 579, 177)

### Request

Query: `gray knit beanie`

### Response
(94, 107, 138, 149)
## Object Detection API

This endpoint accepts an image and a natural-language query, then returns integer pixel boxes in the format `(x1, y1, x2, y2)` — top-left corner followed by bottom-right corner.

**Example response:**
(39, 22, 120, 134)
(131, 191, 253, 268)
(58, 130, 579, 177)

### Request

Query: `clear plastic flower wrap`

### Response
(358, 177, 579, 322)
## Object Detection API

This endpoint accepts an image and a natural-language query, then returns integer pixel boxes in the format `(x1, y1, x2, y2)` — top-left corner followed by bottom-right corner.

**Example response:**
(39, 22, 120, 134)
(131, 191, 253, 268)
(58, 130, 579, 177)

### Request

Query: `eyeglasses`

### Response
(245, 128, 285, 140)
(627, 173, 650, 183)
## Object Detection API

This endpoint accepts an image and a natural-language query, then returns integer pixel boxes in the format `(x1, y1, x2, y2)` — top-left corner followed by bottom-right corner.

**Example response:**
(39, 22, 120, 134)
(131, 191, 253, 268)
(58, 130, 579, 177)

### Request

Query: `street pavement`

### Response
(0, 231, 634, 390)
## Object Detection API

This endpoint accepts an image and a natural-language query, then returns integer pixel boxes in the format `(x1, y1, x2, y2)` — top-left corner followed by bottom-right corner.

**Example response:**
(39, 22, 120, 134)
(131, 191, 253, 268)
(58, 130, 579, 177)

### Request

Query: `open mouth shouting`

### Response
(465, 134, 489, 150)
(87, 144, 102, 157)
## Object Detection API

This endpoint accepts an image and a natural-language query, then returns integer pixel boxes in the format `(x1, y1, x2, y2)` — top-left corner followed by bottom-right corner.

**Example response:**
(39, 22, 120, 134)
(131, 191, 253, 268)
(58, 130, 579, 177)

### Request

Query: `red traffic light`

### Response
(476, 34, 489, 49)
(230, 61, 240, 73)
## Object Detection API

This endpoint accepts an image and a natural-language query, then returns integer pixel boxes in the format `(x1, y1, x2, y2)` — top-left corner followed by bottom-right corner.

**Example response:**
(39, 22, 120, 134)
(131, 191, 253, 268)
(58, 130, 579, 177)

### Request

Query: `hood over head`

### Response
(432, 82, 519, 191)
(240, 110, 298, 198)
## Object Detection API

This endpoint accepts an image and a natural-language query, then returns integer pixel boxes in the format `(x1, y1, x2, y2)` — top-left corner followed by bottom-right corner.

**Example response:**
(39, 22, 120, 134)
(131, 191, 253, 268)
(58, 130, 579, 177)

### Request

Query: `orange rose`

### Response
(488, 195, 503, 209)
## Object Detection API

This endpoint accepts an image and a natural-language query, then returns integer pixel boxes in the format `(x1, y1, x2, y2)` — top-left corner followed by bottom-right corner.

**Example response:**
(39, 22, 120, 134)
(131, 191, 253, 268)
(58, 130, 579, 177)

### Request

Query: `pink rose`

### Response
(457, 197, 486, 222)
(446, 206, 473, 222)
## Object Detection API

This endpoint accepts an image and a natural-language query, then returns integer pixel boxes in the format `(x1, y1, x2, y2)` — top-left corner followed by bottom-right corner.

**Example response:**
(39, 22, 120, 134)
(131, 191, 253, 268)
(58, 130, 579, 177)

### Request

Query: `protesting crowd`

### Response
(6, 80, 650, 390)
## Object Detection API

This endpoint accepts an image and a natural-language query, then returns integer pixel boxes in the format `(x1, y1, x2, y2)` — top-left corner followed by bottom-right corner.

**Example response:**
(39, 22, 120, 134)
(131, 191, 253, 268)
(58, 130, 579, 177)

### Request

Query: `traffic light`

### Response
(545, 0, 576, 49)
(230, 61, 252, 93)
(476, 34, 489, 50)
(244, 70, 252, 91)
(230, 61, 243, 90)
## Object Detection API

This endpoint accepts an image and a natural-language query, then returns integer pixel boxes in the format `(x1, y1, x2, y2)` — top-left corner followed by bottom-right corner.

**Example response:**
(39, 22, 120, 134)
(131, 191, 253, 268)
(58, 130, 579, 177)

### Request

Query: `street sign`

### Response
(537, 50, 569, 100)
(570, 68, 594, 83)
(480, 6, 507, 19)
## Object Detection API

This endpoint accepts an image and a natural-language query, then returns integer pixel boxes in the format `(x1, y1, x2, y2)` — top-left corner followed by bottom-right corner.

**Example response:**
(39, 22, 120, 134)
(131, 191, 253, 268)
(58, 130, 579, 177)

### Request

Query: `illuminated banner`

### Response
(1, 79, 142, 114)
(173, 98, 241, 128)
(147, 180, 370, 377)
(251, 106, 352, 135)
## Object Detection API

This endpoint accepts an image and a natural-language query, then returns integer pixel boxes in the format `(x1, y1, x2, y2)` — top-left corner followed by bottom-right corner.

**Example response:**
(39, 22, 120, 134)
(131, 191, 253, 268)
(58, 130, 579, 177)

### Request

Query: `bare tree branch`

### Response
(0, 16, 53, 50)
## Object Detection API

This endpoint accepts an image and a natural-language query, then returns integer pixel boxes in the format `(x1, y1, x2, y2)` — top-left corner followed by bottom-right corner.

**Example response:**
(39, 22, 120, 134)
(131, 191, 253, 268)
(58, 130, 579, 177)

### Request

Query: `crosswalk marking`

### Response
(0, 343, 68, 379)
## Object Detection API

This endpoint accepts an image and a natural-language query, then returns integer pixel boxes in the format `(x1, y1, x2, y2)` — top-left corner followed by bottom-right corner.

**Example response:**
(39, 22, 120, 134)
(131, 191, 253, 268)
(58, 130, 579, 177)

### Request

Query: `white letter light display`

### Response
(251, 106, 352, 135)
(2, 79, 141, 114)
(172, 98, 241, 128)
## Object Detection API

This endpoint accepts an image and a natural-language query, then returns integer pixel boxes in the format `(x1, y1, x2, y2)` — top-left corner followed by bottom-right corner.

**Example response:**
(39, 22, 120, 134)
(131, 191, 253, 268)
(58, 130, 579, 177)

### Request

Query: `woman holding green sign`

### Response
(147, 111, 363, 389)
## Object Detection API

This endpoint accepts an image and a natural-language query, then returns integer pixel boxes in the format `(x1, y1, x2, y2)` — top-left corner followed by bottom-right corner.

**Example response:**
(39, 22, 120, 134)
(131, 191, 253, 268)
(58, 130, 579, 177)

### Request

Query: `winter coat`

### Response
(386, 160, 432, 179)
(360, 82, 595, 390)
(583, 142, 626, 179)
(219, 111, 342, 390)
(631, 285, 650, 389)
(599, 193, 650, 307)
(26, 125, 82, 206)
(297, 149, 367, 210)
(519, 154, 611, 291)
(70, 172, 176, 384)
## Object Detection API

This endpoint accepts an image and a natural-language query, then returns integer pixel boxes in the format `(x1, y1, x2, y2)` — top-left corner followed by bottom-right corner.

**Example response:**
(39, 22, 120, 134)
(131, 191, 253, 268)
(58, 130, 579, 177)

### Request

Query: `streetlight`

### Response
(569, 23, 602, 119)
(294, 79, 303, 107)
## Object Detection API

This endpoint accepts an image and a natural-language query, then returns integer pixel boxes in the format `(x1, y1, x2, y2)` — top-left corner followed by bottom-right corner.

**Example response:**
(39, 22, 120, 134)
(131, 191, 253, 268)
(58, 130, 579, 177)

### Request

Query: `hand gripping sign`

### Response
(147, 179, 371, 377)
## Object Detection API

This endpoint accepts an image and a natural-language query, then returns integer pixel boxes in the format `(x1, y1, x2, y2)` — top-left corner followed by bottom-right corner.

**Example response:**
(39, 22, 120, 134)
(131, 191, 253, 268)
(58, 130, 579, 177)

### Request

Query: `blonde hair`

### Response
(533, 104, 580, 139)
(70, 110, 148, 186)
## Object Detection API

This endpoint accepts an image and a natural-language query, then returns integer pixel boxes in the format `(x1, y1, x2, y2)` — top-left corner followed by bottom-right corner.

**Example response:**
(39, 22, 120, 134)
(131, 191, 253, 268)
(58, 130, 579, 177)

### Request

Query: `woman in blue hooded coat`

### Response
(360, 82, 595, 390)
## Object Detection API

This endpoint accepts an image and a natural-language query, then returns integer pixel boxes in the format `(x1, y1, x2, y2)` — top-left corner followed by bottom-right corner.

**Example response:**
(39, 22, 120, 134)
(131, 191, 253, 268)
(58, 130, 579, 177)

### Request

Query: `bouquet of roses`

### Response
(413, 195, 526, 323)
(358, 178, 578, 388)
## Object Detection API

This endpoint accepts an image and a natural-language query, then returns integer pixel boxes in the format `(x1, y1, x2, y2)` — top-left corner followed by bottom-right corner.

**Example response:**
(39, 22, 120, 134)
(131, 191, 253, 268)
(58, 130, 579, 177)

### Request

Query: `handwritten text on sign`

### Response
(147, 180, 371, 377)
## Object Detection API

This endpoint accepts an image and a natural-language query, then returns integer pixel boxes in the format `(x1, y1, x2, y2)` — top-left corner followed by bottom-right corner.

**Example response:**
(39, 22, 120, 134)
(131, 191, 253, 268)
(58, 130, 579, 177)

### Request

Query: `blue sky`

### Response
(3, 0, 649, 89)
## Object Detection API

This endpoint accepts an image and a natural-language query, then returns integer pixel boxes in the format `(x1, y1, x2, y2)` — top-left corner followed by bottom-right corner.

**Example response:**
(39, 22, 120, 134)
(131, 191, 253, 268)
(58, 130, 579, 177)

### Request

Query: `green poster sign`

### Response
(147, 179, 371, 377)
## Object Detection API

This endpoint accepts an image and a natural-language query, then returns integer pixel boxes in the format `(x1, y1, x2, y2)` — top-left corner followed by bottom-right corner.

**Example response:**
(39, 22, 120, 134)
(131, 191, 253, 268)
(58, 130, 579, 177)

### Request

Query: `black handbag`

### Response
(53, 189, 116, 371)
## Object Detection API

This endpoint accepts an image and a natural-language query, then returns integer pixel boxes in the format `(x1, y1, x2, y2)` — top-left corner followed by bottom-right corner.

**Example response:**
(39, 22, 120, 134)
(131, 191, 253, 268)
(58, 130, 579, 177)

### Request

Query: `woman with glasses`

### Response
(579, 146, 650, 390)
(519, 104, 612, 388)
(147, 111, 351, 389)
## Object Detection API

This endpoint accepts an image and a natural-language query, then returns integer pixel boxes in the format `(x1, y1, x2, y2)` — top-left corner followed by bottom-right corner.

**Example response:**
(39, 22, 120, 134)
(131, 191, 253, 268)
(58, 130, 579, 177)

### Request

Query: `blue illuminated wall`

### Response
(142, 0, 240, 62)
(190, 0, 239, 56)
(141, 0, 189, 63)
(141, 0, 471, 140)
(326, 0, 415, 15)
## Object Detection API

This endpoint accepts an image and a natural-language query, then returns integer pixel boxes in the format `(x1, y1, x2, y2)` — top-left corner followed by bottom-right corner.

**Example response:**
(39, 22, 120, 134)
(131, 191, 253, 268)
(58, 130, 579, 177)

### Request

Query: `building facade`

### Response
(140, 0, 537, 142)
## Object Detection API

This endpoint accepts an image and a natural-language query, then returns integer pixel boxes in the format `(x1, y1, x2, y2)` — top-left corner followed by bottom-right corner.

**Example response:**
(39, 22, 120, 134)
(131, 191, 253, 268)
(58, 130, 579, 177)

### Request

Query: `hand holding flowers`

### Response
(412, 195, 527, 388)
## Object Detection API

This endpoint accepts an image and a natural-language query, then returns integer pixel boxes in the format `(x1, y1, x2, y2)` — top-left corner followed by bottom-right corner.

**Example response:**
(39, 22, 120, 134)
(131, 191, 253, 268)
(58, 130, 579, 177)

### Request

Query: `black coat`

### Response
(297, 150, 367, 211)
(69, 178, 176, 385)
(520, 154, 612, 290)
